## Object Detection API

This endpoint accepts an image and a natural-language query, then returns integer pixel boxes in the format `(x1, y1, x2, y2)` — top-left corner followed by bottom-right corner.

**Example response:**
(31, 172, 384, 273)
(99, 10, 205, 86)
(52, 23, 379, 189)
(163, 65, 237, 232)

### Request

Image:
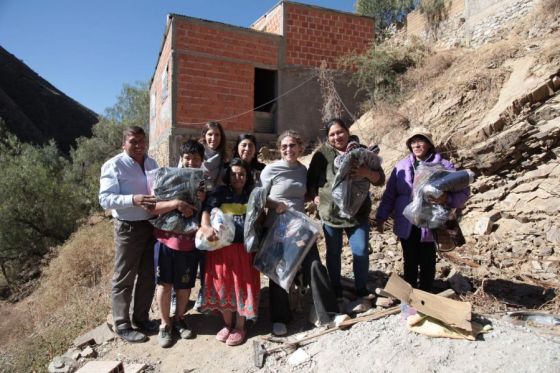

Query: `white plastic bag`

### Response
(195, 208, 235, 251)
(149, 167, 205, 234)
(244, 186, 268, 253)
(403, 163, 473, 228)
(253, 209, 320, 291)
(332, 147, 382, 218)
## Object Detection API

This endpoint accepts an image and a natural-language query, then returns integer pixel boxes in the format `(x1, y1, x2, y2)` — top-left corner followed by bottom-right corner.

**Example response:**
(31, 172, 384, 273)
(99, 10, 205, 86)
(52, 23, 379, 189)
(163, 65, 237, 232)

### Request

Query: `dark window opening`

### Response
(254, 68, 277, 112)
(254, 68, 277, 133)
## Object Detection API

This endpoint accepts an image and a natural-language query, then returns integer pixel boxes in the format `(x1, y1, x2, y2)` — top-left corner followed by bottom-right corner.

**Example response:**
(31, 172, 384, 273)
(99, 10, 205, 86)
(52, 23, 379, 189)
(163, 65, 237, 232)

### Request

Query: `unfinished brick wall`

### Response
(407, 0, 466, 36)
(150, 28, 173, 141)
(251, 3, 283, 35)
(173, 17, 281, 132)
(283, 2, 375, 68)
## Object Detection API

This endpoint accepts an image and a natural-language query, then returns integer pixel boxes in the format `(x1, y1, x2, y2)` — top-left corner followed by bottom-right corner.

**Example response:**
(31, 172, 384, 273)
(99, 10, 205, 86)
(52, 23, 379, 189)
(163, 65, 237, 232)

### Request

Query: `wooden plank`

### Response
(384, 273, 472, 331)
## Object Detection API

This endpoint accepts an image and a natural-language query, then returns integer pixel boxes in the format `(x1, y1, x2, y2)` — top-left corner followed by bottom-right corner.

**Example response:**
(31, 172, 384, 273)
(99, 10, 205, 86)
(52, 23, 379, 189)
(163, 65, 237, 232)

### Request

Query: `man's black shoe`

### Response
(116, 327, 148, 343)
(133, 319, 160, 334)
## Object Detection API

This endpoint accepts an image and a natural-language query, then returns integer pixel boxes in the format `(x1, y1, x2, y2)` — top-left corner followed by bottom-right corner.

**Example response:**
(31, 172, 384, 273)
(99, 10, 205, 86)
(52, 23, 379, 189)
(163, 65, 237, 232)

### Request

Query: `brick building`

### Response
(149, 1, 375, 165)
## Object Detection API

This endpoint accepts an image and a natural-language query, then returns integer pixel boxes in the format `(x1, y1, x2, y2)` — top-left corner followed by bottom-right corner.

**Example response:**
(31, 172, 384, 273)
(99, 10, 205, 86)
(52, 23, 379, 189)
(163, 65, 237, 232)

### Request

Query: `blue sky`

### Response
(0, 0, 355, 115)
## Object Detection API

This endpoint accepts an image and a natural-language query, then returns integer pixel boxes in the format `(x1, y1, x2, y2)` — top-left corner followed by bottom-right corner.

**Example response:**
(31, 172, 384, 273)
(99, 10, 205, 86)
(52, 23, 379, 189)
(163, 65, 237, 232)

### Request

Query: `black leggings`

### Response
(269, 245, 338, 325)
(400, 225, 436, 292)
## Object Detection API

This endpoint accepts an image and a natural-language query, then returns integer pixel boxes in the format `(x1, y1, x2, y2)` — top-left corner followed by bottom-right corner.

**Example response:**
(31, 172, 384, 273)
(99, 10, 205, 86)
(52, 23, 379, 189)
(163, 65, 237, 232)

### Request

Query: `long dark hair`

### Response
(232, 133, 265, 171)
(200, 121, 226, 159)
(324, 118, 350, 138)
(224, 158, 254, 194)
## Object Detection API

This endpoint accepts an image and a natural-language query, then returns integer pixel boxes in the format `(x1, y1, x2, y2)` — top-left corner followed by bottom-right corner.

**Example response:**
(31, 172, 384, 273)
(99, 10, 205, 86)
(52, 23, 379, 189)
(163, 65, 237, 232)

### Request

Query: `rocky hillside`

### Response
(353, 0, 559, 309)
(0, 46, 98, 153)
(1, 2, 559, 373)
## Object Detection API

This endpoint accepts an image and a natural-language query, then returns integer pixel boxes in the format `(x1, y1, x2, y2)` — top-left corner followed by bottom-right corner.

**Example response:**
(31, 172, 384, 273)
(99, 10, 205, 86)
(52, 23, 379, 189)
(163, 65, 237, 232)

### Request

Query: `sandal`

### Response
(225, 328, 246, 346)
(216, 326, 232, 343)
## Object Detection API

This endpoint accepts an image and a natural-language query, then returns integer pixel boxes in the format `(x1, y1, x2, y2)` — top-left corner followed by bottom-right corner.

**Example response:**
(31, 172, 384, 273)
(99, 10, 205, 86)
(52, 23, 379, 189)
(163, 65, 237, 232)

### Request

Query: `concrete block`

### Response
(48, 356, 78, 373)
(123, 363, 147, 373)
(473, 216, 493, 235)
(74, 323, 114, 348)
(76, 361, 124, 373)
(81, 346, 97, 358)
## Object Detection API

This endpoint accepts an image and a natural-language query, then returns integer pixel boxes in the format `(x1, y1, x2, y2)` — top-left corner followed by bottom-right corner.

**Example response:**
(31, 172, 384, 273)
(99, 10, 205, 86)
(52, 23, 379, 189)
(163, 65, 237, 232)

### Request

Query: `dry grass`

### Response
(0, 216, 114, 372)
(402, 49, 461, 92)
(352, 101, 410, 147)
(532, 0, 560, 23)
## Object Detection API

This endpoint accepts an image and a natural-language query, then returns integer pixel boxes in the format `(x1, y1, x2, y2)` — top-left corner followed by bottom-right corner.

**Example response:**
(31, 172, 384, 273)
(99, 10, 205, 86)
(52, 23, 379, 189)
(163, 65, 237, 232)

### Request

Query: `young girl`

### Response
(198, 158, 260, 346)
(201, 121, 227, 191)
(196, 121, 227, 310)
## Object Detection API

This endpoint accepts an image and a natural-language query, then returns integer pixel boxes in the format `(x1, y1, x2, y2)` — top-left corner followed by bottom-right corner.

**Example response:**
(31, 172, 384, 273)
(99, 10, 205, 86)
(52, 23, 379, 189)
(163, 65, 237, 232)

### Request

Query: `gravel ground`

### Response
(262, 315, 560, 373)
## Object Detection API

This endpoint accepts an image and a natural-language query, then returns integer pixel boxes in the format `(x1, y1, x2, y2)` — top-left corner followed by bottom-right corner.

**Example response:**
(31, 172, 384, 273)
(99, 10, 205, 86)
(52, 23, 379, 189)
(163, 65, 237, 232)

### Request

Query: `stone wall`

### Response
(407, 0, 537, 47)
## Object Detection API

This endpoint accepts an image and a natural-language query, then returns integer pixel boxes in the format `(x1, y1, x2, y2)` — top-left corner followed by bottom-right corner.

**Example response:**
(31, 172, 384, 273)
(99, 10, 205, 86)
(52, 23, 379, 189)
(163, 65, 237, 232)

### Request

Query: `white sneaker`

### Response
(272, 322, 287, 336)
(345, 297, 373, 314)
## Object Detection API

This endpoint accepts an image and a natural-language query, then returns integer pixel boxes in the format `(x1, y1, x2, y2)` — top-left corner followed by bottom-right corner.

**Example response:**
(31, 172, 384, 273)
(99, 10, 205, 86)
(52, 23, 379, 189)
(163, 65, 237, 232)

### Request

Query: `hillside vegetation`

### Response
(1, 1, 559, 372)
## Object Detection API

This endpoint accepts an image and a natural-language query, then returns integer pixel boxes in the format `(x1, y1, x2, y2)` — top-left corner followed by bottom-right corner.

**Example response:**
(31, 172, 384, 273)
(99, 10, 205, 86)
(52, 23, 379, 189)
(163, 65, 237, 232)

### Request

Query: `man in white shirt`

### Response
(99, 126, 159, 343)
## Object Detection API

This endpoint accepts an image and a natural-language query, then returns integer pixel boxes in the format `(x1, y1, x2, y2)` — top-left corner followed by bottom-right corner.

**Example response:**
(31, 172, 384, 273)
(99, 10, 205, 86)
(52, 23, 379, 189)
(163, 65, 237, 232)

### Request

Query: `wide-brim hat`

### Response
(405, 127, 435, 151)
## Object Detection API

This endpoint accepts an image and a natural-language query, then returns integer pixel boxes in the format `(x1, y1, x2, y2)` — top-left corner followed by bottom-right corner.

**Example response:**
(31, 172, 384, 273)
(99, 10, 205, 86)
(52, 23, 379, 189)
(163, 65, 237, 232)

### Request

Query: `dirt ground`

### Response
(88, 236, 559, 373)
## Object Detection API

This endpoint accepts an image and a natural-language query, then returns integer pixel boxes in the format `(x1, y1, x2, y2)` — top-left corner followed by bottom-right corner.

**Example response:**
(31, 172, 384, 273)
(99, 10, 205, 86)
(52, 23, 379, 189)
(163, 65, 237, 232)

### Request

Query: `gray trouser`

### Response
(112, 219, 155, 330)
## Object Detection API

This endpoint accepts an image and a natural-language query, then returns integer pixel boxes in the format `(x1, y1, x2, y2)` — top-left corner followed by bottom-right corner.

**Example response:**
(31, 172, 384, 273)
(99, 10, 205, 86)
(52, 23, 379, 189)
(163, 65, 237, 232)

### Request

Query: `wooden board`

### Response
(384, 273, 472, 331)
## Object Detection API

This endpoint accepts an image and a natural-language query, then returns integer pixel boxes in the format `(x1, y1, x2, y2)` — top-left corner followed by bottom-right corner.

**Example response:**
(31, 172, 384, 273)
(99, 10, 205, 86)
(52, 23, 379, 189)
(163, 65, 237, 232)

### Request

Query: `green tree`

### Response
(68, 81, 150, 212)
(340, 38, 428, 105)
(0, 121, 84, 284)
(355, 0, 415, 32)
(418, 0, 451, 40)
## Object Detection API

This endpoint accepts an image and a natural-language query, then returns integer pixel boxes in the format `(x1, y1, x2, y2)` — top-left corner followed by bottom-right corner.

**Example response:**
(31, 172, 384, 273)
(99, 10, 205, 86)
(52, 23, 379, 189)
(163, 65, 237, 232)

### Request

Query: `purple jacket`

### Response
(376, 152, 470, 242)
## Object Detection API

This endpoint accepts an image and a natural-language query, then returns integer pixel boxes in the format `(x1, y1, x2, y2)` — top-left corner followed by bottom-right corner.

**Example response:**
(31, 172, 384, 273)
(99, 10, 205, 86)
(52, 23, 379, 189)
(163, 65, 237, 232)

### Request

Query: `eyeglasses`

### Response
(281, 143, 298, 150)
(410, 139, 428, 146)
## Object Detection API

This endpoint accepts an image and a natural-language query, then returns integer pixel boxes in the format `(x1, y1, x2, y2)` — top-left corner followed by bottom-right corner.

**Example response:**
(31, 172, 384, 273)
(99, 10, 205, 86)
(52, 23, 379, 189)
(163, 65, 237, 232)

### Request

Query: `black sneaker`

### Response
(158, 325, 173, 348)
(116, 327, 148, 343)
(133, 319, 160, 334)
(174, 318, 194, 339)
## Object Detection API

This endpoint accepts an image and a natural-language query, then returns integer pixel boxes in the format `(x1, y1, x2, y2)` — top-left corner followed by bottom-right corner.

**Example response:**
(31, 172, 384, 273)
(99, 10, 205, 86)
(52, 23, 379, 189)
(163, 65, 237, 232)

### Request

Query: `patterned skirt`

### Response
(201, 243, 260, 319)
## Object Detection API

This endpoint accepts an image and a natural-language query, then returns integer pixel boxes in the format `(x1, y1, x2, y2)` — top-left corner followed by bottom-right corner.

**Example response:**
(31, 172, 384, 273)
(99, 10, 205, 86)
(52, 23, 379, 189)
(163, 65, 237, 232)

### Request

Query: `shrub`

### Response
(418, 0, 451, 40)
(68, 81, 149, 213)
(0, 121, 86, 286)
(355, 0, 415, 38)
(340, 37, 430, 106)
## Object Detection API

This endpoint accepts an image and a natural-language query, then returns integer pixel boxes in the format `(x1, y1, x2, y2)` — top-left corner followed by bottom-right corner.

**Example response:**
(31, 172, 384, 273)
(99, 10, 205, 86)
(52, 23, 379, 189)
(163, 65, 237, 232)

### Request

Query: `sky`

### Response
(0, 0, 355, 115)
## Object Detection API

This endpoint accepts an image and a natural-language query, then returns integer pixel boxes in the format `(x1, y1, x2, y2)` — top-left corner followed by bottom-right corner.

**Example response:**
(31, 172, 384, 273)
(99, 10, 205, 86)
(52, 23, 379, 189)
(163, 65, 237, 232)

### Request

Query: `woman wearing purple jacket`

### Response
(375, 127, 469, 291)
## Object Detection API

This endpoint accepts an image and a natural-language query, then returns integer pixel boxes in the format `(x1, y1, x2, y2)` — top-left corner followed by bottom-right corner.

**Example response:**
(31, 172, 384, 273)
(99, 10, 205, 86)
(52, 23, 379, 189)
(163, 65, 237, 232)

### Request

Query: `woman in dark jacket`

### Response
(307, 118, 385, 302)
(376, 127, 470, 291)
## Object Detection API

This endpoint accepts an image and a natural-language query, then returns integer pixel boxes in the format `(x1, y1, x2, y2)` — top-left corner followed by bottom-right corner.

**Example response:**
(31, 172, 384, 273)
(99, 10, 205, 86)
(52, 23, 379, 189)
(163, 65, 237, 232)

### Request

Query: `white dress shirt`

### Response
(99, 151, 158, 221)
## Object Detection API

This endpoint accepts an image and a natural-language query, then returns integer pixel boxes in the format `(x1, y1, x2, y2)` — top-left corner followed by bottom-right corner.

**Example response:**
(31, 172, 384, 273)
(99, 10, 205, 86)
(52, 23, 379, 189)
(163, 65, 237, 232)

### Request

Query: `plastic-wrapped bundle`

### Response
(148, 167, 205, 234)
(253, 209, 320, 291)
(331, 146, 382, 218)
(403, 163, 474, 228)
(244, 186, 268, 253)
(422, 168, 474, 200)
(195, 208, 235, 251)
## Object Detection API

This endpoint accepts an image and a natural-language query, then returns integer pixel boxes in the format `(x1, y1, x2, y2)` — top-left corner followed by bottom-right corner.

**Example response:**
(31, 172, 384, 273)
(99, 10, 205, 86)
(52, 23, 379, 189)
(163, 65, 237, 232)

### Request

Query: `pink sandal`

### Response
(226, 328, 246, 346)
(216, 326, 232, 343)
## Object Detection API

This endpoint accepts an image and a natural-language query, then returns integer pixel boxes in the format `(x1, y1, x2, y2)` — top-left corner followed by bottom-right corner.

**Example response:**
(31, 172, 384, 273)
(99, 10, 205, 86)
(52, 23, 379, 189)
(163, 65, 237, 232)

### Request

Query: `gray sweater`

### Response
(260, 160, 307, 227)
